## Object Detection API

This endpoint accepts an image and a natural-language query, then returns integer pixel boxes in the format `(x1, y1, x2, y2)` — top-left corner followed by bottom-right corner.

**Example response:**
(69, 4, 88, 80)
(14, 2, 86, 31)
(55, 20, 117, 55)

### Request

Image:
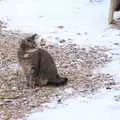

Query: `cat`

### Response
(17, 34, 68, 88)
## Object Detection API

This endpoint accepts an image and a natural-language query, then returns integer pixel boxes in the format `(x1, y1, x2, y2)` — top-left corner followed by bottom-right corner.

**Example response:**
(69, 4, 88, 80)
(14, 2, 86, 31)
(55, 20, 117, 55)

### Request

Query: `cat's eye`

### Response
(27, 39, 31, 42)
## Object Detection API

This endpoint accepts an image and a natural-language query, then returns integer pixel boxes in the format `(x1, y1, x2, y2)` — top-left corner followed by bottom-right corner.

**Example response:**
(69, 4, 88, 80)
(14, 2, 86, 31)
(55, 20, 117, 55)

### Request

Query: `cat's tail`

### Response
(47, 74, 68, 86)
(57, 76, 68, 86)
(52, 75, 68, 86)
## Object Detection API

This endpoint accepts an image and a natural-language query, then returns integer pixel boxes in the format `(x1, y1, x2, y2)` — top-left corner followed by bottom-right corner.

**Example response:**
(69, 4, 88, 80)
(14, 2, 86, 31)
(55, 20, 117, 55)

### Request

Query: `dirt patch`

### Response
(0, 30, 113, 120)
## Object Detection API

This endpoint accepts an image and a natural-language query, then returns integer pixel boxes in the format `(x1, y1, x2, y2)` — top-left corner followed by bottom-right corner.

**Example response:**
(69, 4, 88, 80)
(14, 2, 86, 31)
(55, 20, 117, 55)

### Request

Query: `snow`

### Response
(26, 89, 120, 120)
(0, 0, 120, 120)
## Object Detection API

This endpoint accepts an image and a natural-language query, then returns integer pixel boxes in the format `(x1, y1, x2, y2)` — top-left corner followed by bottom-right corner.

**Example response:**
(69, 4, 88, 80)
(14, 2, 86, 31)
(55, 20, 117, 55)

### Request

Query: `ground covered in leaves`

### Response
(0, 29, 113, 120)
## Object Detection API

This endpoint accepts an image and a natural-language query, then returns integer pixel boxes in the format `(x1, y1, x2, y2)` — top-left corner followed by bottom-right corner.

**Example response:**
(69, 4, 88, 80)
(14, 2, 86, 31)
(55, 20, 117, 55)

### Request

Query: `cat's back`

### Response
(38, 48, 55, 64)
(38, 48, 57, 73)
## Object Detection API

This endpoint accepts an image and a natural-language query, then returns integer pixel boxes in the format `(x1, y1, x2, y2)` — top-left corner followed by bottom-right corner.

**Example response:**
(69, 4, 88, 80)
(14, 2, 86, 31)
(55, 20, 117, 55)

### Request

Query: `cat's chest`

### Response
(22, 49, 38, 61)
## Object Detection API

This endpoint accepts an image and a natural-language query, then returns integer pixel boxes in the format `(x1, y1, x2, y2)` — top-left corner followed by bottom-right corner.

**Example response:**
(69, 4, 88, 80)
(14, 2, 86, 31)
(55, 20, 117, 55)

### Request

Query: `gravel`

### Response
(0, 29, 113, 120)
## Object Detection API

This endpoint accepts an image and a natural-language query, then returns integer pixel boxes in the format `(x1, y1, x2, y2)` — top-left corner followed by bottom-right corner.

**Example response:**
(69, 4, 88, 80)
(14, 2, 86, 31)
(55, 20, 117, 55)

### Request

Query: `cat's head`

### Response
(20, 34, 38, 50)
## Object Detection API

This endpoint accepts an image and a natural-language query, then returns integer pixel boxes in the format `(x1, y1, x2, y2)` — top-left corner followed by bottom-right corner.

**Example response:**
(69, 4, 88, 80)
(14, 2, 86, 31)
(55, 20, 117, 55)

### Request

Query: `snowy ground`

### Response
(0, 0, 120, 120)
(25, 89, 120, 120)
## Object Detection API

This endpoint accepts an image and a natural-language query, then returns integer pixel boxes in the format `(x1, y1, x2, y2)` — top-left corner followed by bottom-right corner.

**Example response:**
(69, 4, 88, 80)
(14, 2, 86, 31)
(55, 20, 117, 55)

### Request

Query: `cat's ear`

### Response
(30, 34, 38, 40)
(27, 33, 38, 41)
